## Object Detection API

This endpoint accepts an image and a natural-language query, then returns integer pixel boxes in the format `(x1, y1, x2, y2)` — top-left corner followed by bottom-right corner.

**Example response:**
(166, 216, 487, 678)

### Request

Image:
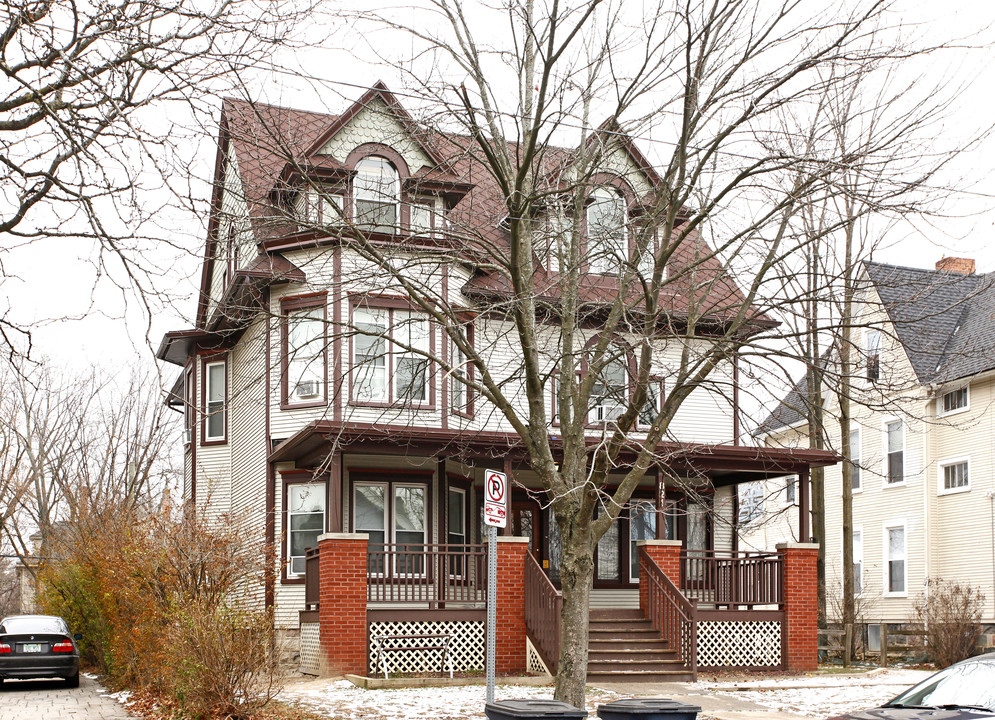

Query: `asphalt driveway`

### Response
(0, 674, 133, 720)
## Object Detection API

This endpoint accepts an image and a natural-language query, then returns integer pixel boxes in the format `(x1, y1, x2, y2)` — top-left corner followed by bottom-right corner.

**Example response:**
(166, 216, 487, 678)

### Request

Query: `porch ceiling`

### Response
(268, 421, 838, 482)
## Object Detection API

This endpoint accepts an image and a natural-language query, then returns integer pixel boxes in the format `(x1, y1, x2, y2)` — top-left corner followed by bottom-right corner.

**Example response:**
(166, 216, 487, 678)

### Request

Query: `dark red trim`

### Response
(264, 288, 275, 609)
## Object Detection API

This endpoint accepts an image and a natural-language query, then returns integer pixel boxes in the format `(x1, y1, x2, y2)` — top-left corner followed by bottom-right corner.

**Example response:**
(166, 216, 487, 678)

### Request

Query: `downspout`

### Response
(922, 391, 931, 612)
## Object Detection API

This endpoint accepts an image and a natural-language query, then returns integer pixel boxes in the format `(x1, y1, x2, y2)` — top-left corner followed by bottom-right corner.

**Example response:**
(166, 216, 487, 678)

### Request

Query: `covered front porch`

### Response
(275, 422, 832, 678)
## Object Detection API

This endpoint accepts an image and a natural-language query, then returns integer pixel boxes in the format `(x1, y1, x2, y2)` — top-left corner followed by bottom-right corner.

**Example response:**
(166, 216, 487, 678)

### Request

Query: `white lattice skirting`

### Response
(368, 620, 485, 675)
(526, 637, 551, 676)
(697, 620, 782, 668)
(299, 622, 321, 675)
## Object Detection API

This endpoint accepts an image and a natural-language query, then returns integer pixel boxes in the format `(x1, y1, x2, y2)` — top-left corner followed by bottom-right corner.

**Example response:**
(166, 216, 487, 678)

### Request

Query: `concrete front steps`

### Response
(586, 608, 694, 683)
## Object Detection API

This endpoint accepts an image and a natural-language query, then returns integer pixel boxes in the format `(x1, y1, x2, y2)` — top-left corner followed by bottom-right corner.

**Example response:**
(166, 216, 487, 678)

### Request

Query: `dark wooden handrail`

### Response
(680, 550, 784, 608)
(643, 552, 697, 680)
(524, 552, 561, 674)
(366, 543, 487, 608)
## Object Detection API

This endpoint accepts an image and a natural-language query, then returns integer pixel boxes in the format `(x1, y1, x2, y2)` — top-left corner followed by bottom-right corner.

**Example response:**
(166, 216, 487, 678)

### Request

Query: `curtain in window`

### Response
(355, 156, 399, 233)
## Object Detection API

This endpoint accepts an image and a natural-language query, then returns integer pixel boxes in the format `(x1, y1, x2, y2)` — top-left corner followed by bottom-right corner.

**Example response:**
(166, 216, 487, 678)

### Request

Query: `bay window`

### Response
(203, 358, 226, 443)
(590, 355, 628, 424)
(283, 299, 326, 404)
(352, 305, 431, 405)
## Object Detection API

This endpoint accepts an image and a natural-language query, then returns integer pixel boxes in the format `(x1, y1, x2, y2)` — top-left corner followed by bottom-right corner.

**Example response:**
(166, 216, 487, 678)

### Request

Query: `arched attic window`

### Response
(586, 187, 627, 274)
(354, 156, 400, 234)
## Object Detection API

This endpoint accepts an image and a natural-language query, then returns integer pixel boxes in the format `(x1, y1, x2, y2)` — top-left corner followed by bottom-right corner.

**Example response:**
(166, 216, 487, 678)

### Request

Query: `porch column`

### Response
(777, 541, 819, 672)
(317, 532, 368, 676)
(798, 467, 810, 542)
(495, 536, 529, 673)
(501, 456, 514, 536)
(637, 539, 682, 614)
(654, 469, 665, 540)
(326, 454, 342, 533)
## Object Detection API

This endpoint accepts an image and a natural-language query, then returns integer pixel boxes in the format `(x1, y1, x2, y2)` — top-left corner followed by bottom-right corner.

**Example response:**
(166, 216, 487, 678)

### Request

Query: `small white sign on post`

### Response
(483, 469, 507, 528)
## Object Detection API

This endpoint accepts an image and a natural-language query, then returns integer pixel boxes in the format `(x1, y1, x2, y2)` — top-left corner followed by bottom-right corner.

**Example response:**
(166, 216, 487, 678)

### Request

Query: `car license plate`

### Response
(22, 643, 42, 653)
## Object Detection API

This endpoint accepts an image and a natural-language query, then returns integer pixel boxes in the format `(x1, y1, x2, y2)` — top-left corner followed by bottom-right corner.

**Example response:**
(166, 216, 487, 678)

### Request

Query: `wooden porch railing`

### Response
(366, 543, 487, 607)
(680, 550, 784, 608)
(644, 553, 697, 680)
(524, 552, 561, 674)
(304, 545, 320, 611)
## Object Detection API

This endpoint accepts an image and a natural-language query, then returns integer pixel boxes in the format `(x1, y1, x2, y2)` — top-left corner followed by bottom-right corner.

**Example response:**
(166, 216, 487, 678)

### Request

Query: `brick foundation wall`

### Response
(494, 536, 529, 674)
(778, 542, 819, 672)
(637, 540, 682, 614)
(317, 533, 369, 676)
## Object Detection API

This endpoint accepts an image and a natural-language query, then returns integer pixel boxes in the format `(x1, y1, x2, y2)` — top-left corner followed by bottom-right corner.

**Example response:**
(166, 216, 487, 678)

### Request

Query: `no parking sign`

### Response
(483, 470, 507, 528)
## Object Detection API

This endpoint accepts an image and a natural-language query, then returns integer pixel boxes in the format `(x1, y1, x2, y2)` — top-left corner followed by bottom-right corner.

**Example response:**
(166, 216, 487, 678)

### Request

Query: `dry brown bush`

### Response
(911, 578, 985, 668)
(36, 497, 283, 719)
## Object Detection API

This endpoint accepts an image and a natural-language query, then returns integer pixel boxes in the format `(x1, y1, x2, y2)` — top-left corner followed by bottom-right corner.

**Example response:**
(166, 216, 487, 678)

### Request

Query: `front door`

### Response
(512, 499, 541, 560)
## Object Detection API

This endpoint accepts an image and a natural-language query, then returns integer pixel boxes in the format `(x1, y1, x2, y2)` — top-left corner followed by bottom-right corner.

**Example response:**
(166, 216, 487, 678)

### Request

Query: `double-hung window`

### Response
(354, 156, 399, 233)
(284, 300, 326, 404)
(638, 379, 663, 428)
(288, 483, 325, 576)
(587, 188, 627, 274)
(352, 305, 430, 405)
(852, 528, 863, 595)
(354, 481, 428, 575)
(885, 420, 903, 484)
(938, 457, 970, 494)
(849, 428, 862, 491)
(885, 525, 906, 595)
(590, 355, 628, 424)
(203, 359, 226, 443)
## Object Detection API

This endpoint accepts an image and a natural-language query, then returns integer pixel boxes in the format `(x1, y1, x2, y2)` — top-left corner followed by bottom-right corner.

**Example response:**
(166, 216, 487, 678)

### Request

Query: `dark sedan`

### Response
(0, 615, 80, 688)
(832, 653, 995, 720)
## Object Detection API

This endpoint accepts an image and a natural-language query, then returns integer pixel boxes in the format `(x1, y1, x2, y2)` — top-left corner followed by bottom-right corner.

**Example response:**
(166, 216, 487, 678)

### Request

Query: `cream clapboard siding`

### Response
(713, 486, 736, 551)
(752, 279, 995, 623)
(228, 316, 269, 611)
(206, 143, 251, 321)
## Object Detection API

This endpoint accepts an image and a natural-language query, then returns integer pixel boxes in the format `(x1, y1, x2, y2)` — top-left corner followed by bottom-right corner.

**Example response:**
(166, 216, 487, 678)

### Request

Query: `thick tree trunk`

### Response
(553, 513, 594, 707)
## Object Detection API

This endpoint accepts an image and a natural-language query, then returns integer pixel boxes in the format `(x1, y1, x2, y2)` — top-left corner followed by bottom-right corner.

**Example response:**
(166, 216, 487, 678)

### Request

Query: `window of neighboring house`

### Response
(203, 359, 226, 443)
(885, 419, 903, 484)
(590, 354, 628, 424)
(287, 483, 325, 576)
(283, 299, 326, 405)
(586, 187, 627, 274)
(184, 365, 194, 445)
(351, 305, 431, 405)
(849, 428, 862, 491)
(450, 325, 473, 417)
(865, 329, 881, 382)
(353, 481, 428, 575)
(738, 481, 765, 524)
(354, 156, 399, 233)
(938, 457, 970, 494)
(785, 475, 797, 504)
(940, 386, 969, 415)
(852, 527, 864, 595)
(884, 524, 906, 595)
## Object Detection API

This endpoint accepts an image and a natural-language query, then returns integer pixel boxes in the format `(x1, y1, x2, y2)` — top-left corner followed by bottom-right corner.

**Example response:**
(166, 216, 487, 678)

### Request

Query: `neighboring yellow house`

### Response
(751, 257, 995, 650)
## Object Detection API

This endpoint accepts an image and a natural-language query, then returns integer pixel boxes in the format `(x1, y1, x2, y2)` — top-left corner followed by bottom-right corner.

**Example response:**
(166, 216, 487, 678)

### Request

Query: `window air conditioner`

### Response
(294, 380, 321, 399)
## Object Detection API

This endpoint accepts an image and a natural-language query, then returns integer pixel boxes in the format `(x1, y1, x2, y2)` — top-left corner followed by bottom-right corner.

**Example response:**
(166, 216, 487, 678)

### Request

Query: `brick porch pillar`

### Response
(317, 532, 368, 676)
(637, 539, 682, 614)
(494, 536, 529, 674)
(777, 542, 819, 672)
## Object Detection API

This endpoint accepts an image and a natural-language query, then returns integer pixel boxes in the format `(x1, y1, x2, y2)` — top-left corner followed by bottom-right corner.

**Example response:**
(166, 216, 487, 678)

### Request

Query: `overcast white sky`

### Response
(4, 0, 995, 381)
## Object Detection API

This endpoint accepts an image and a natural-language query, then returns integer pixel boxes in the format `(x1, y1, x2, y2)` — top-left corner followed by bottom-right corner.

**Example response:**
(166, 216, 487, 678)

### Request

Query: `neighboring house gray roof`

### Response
(759, 260, 995, 434)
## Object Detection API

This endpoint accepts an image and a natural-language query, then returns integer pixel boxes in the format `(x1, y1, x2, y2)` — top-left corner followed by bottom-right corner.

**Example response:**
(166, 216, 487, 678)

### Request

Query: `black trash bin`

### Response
(485, 699, 589, 720)
(596, 699, 701, 720)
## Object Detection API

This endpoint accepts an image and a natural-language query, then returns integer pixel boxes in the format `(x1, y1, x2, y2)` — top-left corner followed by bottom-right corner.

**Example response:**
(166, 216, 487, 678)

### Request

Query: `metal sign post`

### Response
(483, 470, 507, 705)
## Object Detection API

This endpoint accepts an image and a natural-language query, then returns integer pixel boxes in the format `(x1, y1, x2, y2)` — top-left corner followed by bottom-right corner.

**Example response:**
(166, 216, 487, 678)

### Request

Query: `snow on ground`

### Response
(699, 668, 935, 718)
(281, 679, 617, 720)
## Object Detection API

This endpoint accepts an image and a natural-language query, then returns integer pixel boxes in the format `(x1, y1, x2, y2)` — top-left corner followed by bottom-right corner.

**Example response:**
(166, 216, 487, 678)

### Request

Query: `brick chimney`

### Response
(935, 256, 975, 275)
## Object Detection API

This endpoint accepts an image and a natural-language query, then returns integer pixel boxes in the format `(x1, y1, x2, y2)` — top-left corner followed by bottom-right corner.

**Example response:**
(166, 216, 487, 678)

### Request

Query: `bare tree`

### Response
(0, 0, 309, 358)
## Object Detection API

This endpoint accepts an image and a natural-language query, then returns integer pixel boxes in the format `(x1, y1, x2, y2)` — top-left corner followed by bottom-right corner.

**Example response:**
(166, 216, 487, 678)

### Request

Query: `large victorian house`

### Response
(158, 84, 833, 680)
